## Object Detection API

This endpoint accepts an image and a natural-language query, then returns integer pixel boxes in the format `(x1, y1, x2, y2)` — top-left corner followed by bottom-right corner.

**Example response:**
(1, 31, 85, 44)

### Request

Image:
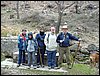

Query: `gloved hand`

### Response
(60, 40, 64, 43)
(78, 38, 82, 41)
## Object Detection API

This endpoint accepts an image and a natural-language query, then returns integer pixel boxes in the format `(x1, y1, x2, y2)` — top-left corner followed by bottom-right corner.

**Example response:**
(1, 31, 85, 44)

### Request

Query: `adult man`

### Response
(17, 29, 28, 67)
(44, 26, 58, 69)
(35, 28, 46, 67)
(56, 25, 81, 68)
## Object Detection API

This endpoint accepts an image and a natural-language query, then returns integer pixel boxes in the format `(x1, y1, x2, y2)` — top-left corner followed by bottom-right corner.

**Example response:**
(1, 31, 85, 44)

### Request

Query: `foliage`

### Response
(17, 63, 97, 75)
(62, 63, 97, 75)
(1, 53, 6, 61)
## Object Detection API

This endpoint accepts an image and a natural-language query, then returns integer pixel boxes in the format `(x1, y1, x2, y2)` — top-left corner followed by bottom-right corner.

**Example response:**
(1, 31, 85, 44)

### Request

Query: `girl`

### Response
(27, 32, 38, 69)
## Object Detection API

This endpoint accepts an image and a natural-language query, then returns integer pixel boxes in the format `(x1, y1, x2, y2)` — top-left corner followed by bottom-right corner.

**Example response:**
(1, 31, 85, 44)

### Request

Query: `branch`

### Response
(55, 1, 59, 5)
(62, 2, 75, 12)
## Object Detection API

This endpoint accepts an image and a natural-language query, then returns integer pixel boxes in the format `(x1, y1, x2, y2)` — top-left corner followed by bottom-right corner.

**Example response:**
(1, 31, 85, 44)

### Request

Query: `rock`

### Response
(80, 48, 89, 54)
(1, 38, 18, 58)
(87, 44, 98, 52)
(70, 43, 81, 51)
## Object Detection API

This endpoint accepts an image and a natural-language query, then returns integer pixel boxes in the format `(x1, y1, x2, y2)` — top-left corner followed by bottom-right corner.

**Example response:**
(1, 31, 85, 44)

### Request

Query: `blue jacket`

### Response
(35, 33, 46, 48)
(56, 32, 79, 47)
(18, 34, 28, 50)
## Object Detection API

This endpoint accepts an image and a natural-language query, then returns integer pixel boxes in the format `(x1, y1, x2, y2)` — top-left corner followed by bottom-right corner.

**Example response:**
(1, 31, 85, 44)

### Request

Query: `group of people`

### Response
(17, 24, 81, 69)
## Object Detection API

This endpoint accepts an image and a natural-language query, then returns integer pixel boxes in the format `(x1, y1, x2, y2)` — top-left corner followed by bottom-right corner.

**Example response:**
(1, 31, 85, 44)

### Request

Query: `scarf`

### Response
(20, 34, 26, 41)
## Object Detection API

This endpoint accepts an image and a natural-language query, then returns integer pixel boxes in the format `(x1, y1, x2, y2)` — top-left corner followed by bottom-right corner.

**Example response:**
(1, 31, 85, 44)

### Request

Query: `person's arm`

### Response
(35, 34, 39, 48)
(44, 34, 48, 47)
(35, 34, 39, 41)
(34, 38, 38, 51)
(69, 33, 79, 41)
(56, 34, 61, 43)
(26, 39, 28, 52)
(17, 35, 20, 48)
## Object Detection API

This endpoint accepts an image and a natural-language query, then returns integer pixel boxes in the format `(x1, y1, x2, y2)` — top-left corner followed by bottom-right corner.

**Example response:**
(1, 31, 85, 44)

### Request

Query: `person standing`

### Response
(35, 28, 46, 68)
(17, 29, 28, 67)
(27, 32, 38, 69)
(44, 26, 58, 69)
(56, 25, 81, 68)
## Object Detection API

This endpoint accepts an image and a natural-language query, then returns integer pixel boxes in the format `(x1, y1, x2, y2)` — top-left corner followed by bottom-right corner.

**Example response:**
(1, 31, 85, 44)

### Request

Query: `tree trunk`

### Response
(56, 11, 62, 34)
(75, 1, 78, 14)
(16, 1, 19, 19)
(56, 2, 63, 34)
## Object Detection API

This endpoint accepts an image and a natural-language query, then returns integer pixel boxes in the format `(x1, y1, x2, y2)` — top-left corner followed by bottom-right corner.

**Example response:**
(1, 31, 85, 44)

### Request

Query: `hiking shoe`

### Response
(48, 66, 51, 69)
(41, 65, 44, 68)
(28, 66, 31, 69)
(51, 66, 54, 69)
(33, 66, 37, 69)
(67, 63, 72, 69)
(17, 64, 20, 67)
(54, 67, 60, 69)
(67, 63, 71, 65)
(37, 65, 40, 68)
(22, 63, 26, 65)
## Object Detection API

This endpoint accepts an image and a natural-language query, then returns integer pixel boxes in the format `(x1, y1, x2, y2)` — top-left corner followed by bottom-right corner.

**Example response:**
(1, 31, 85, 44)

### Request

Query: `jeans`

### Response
(18, 50, 26, 64)
(47, 50, 56, 67)
(28, 51, 36, 66)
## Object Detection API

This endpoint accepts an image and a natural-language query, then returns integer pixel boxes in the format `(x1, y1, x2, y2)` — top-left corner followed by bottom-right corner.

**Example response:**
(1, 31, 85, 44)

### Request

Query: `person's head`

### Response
(61, 25, 68, 33)
(40, 28, 44, 35)
(28, 32, 33, 39)
(50, 26, 56, 34)
(22, 29, 27, 36)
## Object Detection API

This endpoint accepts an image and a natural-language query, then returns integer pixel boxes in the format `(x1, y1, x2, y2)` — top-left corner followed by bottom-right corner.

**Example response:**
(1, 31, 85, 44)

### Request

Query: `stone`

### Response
(87, 44, 98, 52)
(80, 48, 89, 54)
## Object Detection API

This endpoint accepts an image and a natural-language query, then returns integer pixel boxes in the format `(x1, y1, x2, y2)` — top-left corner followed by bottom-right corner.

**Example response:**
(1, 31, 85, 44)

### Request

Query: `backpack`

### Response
(47, 33, 50, 43)
(47, 33, 57, 43)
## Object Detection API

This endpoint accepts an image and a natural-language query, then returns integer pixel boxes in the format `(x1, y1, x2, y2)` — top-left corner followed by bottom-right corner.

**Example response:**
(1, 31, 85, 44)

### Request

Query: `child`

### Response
(17, 29, 28, 67)
(27, 32, 38, 69)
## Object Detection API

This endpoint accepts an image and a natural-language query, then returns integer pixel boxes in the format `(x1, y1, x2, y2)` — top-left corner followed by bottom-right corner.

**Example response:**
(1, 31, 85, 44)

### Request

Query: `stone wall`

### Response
(1, 37, 18, 56)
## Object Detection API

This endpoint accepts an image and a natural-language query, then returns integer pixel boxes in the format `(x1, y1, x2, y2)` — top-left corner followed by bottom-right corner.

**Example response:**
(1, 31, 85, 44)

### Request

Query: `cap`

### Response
(61, 25, 68, 29)
(51, 27, 55, 30)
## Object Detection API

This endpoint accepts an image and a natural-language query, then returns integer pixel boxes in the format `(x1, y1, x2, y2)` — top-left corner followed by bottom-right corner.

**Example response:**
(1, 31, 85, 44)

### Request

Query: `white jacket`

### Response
(44, 32, 58, 51)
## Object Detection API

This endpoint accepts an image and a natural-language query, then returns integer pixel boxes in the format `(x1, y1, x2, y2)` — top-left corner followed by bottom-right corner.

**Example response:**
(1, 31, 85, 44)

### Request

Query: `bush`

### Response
(1, 29, 8, 37)
(1, 25, 20, 36)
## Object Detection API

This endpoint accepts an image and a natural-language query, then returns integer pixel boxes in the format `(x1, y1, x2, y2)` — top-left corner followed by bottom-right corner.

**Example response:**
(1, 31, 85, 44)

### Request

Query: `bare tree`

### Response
(75, 1, 78, 13)
(75, 1, 81, 14)
(16, 1, 19, 19)
(55, 1, 75, 34)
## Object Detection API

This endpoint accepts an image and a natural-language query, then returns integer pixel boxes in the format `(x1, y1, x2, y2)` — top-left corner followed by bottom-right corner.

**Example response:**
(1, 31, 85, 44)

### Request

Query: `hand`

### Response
(78, 38, 82, 41)
(60, 40, 64, 43)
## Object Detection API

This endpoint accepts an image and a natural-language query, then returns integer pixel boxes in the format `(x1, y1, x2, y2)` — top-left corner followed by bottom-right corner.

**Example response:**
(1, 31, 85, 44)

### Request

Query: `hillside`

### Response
(1, 1, 99, 75)
(1, 1, 99, 48)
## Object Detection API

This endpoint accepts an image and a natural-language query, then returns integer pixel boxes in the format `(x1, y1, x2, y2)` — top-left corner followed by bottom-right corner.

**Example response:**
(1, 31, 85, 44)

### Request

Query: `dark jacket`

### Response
(56, 32, 79, 47)
(35, 33, 46, 48)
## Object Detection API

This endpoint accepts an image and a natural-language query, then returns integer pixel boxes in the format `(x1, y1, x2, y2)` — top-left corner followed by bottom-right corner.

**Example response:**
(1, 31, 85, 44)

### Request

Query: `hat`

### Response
(28, 32, 33, 35)
(61, 25, 68, 29)
(51, 27, 55, 30)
